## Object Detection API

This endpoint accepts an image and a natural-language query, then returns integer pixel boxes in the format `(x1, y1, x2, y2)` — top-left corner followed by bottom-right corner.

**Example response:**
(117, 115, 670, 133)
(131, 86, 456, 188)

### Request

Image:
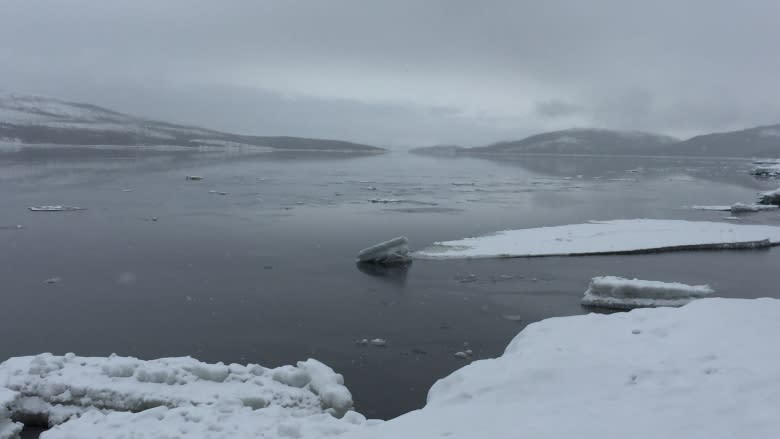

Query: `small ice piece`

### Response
(750, 162, 780, 178)
(185, 175, 203, 181)
(581, 276, 714, 310)
(28, 205, 86, 212)
(368, 199, 403, 204)
(357, 236, 412, 265)
(208, 190, 228, 195)
(758, 187, 780, 205)
(453, 351, 470, 359)
(45, 277, 61, 284)
(370, 338, 387, 347)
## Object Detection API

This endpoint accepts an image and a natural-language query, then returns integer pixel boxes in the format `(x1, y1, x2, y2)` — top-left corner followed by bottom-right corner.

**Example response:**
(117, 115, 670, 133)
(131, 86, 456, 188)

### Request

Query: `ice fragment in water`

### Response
(357, 236, 412, 265)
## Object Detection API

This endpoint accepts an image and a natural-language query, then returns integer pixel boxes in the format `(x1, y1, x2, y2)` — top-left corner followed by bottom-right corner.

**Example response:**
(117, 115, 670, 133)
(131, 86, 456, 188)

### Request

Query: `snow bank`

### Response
(692, 203, 778, 213)
(340, 298, 780, 439)
(0, 388, 22, 439)
(758, 187, 780, 205)
(414, 219, 780, 259)
(581, 276, 713, 309)
(0, 354, 357, 433)
(357, 236, 412, 265)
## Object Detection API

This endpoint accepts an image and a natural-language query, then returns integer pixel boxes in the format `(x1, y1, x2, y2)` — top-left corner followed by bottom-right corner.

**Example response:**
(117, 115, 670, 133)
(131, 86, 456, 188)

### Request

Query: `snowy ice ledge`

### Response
(0, 388, 22, 439)
(414, 219, 780, 259)
(338, 298, 780, 439)
(581, 276, 714, 310)
(0, 354, 358, 432)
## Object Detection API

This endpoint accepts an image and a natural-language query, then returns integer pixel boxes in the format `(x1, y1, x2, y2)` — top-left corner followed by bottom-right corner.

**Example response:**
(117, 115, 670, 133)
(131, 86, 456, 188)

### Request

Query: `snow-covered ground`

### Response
(0, 354, 366, 438)
(581, 276, 713, 309)
(415, 219, 780, 259)
(338, 298, 780, 439)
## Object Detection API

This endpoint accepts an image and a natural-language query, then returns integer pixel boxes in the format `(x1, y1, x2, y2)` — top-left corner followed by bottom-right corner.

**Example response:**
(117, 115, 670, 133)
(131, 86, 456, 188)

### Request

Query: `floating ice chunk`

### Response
(0, 353, 357, 430)
(0, 388, 22, 439)
(750, 162, 780, 177)
(185, 175, 203, 181)
(758, 187, 780, 205)
(337, 298, 780, 439)
(414, 219, 780, 259)
(357, 236, 412, 265)
(370, 338, 387, 347)
(691, 203, 778, 213)
(28, 205, 86, 212)
(581, 276, 714, 310)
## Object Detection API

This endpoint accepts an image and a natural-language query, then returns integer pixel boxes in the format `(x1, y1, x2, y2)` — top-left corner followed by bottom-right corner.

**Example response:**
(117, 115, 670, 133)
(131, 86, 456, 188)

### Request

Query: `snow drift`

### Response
(0, 389, 21, 439)
(357, 236, 412, 265)
(338, 298, 780, 439)
(414, 219, 780, 259)
(581, 276, 714, 309)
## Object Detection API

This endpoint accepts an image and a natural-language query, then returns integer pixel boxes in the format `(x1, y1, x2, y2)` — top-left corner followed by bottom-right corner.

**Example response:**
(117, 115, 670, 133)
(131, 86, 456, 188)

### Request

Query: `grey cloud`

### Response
(1, 0, 779, 146)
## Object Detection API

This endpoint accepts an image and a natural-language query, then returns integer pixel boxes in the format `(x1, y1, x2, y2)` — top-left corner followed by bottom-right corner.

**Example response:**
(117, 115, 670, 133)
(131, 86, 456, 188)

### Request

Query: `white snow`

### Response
(581, 276, 714, 309)
(339, 298, 780, 439)
(0, 388, 22, 439)
(414, 219, 780, 259)
(357, 236, 412, 264)
(0, 354, 357, 433)
(691, 203, 778, 213)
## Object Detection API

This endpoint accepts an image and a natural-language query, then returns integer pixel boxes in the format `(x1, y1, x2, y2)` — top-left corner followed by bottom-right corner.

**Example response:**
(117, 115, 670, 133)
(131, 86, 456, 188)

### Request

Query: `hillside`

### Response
(0, 92, 383, 153)
(671, 124, 780, 158)
(473, 128, 679, 155)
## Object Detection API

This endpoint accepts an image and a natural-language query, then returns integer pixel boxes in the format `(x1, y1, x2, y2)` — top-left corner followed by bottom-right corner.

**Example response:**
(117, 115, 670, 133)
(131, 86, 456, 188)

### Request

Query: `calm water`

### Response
(1, 148, 779, 420)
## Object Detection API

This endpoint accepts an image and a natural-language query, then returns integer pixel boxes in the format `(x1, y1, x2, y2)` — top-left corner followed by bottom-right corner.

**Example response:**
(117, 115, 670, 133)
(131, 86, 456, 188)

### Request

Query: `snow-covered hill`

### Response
(474, 128, 679, 155)
(0, 92, 383, 153)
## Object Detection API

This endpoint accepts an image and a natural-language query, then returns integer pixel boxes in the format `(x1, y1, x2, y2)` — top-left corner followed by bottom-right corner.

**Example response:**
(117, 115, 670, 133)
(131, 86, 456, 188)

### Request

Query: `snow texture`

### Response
(758, 187, 780, 205)
(357, 236, 412, 265)
(339, 298, 780, 439)
(581, 276, 714, 309)
(0, 388, 22, 439)
(0, 354, 356, 431)
(414, 219, 780, 259)
(691, 203, 778, 213)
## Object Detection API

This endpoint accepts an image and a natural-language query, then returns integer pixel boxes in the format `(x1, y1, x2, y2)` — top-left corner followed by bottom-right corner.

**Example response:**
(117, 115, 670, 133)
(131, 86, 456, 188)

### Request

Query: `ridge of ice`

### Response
(357, 236, 412, 265)
(581, 276, 714, 309)
(414, 219, 780, 259)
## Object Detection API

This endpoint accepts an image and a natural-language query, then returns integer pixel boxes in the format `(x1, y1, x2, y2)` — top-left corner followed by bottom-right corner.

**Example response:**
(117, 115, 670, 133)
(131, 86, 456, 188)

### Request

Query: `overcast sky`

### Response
(2, 0, 779, 147)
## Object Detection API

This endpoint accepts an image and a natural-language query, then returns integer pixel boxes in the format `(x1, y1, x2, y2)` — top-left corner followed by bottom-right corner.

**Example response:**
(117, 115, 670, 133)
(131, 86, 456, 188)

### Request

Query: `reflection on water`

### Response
(356, 261, 412, 287)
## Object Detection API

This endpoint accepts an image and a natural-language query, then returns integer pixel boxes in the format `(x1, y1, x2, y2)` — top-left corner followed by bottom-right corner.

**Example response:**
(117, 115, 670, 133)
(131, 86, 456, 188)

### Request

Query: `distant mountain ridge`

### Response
(411, 125, 780, 158)
(0, 92, 383, 153)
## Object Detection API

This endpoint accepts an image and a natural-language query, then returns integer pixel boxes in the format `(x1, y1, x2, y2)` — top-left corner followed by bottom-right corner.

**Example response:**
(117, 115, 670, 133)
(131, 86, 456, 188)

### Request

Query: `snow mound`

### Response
(0, 388, 22, 439)
(691, 203, 778, 213)
(357, 236, 412, 265)
(758, 187, 780, 205)
(0, 354, 356, 430)
(581, 276, 714, 309)
(414, 219, 780, 259)
(340, 298, 780, 439)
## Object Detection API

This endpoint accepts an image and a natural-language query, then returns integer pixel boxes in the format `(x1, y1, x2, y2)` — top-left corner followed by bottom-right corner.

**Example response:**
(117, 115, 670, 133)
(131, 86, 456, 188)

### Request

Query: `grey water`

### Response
(1, 148, 779, 420)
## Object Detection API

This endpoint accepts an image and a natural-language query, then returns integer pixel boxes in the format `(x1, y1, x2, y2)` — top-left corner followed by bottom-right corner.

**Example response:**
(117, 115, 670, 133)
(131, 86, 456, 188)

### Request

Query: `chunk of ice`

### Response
(581, 276, 714, 310)
(0, 388, 22, 439)
(357, 236, 412, 265)
(758, 187, 780, 205)
(28, 205, 85, 212)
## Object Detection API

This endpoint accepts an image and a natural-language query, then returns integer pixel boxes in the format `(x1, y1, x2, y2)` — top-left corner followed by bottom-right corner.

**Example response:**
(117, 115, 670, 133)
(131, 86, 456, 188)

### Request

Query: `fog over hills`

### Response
(0, 92, 384, 153)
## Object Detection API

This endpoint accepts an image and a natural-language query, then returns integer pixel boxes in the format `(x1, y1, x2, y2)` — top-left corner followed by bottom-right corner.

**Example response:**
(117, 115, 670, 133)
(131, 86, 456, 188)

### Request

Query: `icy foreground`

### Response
(581, 276, 713, 309)
(0, 355, 366, 439)
(0, 389, 21, 439)
(338, 298, 780, 439)
(415, 219, 780, 259)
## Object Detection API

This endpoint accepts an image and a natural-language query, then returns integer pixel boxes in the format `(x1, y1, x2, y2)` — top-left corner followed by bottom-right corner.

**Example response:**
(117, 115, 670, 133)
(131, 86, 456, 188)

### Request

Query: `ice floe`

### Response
(357, 236, 412, 265)
(28, 205, 86, 212)
(750, 161, 780, 177)
(581, 276, 714, 309)
(414, 219, 780, 259)
(691, 202, 778, 213)
(0, 354, 359, 436)
(338, 298, 780, 439)
(758, 187, 780, 205)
